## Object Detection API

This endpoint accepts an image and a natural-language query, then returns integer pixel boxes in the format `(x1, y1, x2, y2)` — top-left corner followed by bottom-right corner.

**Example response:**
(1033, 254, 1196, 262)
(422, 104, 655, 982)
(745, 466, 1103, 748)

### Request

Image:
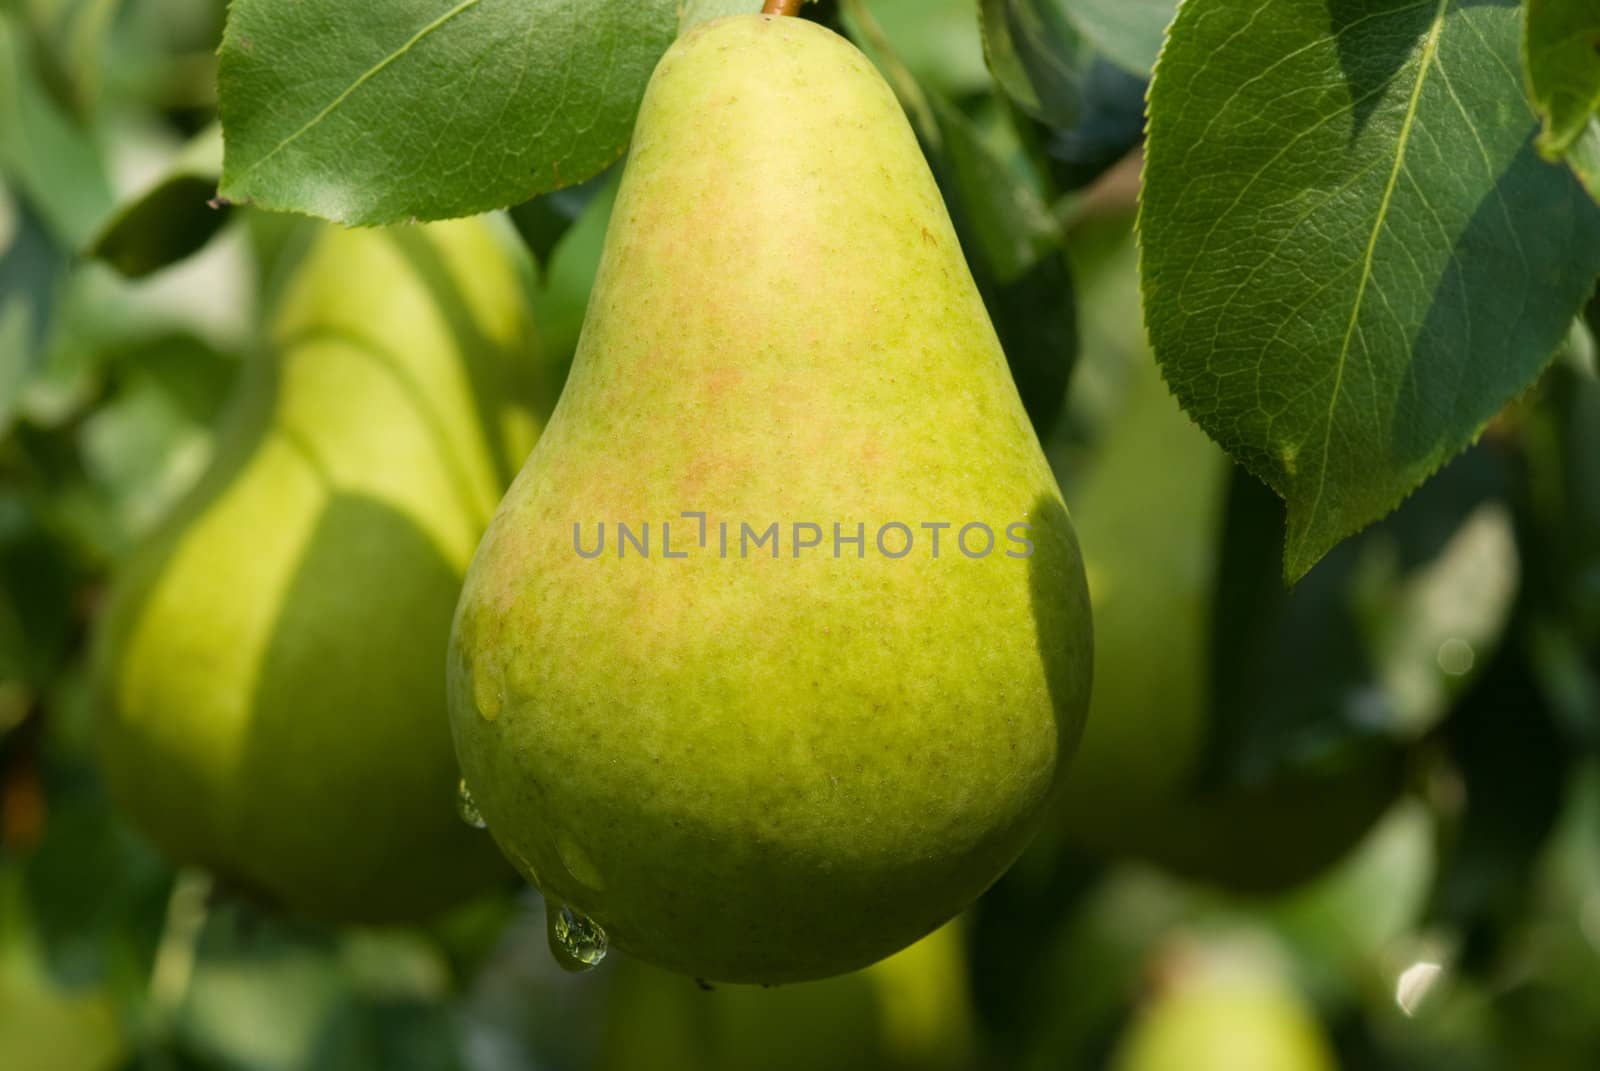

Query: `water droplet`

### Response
(546, 900, 607, 972)
(457, 778, 486, 829)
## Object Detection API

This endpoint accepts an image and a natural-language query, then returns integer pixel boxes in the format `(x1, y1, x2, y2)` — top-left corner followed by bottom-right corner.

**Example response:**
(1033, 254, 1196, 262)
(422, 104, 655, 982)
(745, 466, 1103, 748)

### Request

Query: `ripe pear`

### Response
(1110, 947, 1336, 1071)
(96, 218, 544, 924)
(1056, 355, 1399, 891)
(448, 14, 1092, 983)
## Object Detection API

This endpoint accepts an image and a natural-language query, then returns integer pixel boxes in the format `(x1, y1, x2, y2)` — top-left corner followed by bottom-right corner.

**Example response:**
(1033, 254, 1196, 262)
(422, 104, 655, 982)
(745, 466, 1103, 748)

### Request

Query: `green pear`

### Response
(448, 14, 1091, 983)
(1056, 355, 1399, 892)
(598, 922, 976, 1071)
(1057, 355, 1222, 828)
(1110, 947, 1336, 1071)
(96, 218, 544, 924)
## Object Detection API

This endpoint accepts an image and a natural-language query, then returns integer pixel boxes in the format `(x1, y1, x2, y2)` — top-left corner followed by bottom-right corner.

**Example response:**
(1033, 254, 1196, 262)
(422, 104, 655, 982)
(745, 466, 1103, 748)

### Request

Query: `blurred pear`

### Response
(598, 921, 976, 1071)
(1111, 943, 1337, 1071)
(95, 218, 546, 924)
(1058, 356, 1399, 892)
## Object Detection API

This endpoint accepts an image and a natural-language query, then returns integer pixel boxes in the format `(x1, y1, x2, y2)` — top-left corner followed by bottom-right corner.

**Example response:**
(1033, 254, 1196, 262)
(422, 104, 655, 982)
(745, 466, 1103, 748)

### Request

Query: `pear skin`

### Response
(449, 15, 1091, 982)
(96, 219, 543, 924)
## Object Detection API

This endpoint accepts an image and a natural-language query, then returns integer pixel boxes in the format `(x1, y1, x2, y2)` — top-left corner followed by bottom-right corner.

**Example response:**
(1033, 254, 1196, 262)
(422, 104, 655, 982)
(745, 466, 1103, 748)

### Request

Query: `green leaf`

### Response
(0, 14, 113, 249)
(1206, 444, 1517, 787)
(980, 0, 1096, 128)
(928, 97, 1056, 282)
(977, 1, 1157, 193)
(78, 334, 238, 542)
(1140, 0, 1600, 581)
(1562, 116, 1600, 201)
(530, 165, 619, 377)
(0, 188, 68, 435)
(506, 167, 612, 280)
(680, 0, 763, 32)
(927, 94, 1076, 435)
(86, 124, 228, 278)
(1030, 57, 1148, 192)
(1523, 0, 1600, 157)
(1424, 639, 1571, 958)
(1058, 0, 1175, 77)
(978, 0, 1173, 129)
(216, 0, 679, 226)
(860, 0, 992, 97)
(1521, 355, 1600, 736)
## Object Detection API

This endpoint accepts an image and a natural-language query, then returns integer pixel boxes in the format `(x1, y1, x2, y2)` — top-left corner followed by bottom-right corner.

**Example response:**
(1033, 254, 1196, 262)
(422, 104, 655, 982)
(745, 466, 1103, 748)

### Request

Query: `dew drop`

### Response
(546, 900, 607, 972)
(456, 778, 487, 829)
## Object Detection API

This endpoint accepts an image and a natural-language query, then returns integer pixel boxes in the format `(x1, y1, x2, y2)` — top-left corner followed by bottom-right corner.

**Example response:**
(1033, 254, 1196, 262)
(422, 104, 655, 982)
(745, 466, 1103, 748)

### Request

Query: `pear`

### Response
(598, 922, 976, 1071)
(1110, 947, 1337, 1071)
(448, 14, 1091, 982)
(1057, 354, 1399, 892)
(96, 218, 544, 924)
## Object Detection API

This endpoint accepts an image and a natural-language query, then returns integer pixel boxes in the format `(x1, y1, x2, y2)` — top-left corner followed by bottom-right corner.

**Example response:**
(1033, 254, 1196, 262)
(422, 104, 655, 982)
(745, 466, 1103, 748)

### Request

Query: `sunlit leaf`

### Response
(217, 0, 678, 225)
(1142, 0, 1600, 580)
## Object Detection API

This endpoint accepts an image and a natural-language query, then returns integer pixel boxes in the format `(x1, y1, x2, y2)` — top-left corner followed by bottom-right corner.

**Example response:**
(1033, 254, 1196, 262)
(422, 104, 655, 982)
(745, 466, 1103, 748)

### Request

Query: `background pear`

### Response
(96, 218, 545, 924)
(1055, 355, 1400, 891)
(1109, 945, 1337, 1071)
(448, 14, 1092, 983)
(597, 922, 975, 1071)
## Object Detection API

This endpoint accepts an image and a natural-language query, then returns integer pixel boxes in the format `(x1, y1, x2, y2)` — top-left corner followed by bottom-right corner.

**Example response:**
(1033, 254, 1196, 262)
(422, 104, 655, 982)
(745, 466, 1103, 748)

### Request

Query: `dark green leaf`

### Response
(1, 193, 68, 435)
(506, 167, 613, 279)
(0, 508, 81, 687)
(979, 0, 1172, 129)
(977, 1, 1150, 195)
(1206, 443, 1518, 787)
(1519, 357, 1600, 738)
(1424, 639, 1570, 970)
(1067, 0, 1176, 77)
(1032, 57, 1146, 192)
(216, 0, 678, 226)
(1141, 0, 1600, 581)
(928, 97, 1055, 281)
(87, 125, 228, 279)
(927, 94, 1076, 437)
(1523, 0, 1600, 158)
(308, 1001, 466, 1071)
(980, 0, 1096, 128)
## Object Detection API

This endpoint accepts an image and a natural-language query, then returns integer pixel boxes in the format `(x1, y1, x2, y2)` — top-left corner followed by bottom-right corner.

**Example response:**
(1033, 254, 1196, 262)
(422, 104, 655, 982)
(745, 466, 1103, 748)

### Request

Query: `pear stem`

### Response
(761, 0, 803, 15)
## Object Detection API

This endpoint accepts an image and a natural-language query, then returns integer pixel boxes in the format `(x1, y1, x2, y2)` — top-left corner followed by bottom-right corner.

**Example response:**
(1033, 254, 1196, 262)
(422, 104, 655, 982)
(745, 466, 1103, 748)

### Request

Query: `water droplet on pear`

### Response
(546, 900, 607, 972)
(457, 778, 487, 829)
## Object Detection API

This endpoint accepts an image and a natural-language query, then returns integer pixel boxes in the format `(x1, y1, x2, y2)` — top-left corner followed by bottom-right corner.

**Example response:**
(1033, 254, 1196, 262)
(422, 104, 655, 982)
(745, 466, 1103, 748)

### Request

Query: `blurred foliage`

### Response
(2, 2, 1600, 1070)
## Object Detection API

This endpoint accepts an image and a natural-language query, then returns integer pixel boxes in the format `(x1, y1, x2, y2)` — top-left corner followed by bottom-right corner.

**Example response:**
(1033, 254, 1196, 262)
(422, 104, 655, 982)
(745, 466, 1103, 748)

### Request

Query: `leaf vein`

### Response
(1292, 0, 1452, 567)
(232, 0, 485, 181)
